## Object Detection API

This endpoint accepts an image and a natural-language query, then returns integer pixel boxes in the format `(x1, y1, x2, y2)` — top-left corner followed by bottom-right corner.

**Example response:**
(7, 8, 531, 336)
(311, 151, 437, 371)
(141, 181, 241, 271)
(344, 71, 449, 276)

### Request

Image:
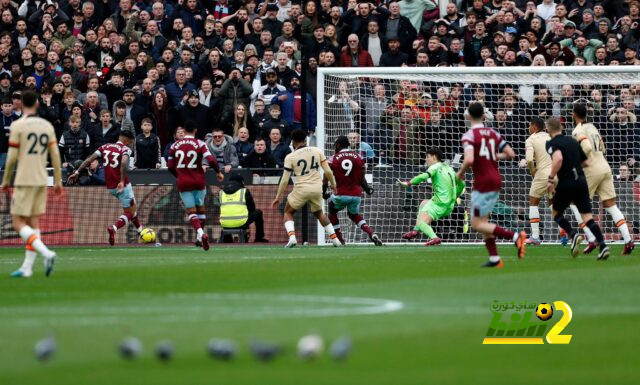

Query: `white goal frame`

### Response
(316, 66, 640, 245)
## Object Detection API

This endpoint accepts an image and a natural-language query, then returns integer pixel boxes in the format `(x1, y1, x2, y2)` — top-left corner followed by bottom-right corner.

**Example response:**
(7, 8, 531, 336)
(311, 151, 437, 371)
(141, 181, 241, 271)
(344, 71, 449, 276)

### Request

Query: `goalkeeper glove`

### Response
(322, 184, 332, 200)
(396, 179, 411, 190)
(364, 185, 374, 195)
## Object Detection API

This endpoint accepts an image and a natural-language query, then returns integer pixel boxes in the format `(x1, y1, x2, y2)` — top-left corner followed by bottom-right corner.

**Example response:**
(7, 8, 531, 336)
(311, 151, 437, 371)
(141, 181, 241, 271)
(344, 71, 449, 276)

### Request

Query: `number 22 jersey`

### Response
(167, 136, 218, 192)
(95, 141, 132, 189)
(461, 125, 507, 192)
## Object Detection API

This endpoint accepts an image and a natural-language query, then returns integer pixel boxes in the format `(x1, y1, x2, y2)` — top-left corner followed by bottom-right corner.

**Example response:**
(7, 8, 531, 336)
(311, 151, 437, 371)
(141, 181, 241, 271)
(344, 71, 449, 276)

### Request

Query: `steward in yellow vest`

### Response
(219, 174, 268, 242)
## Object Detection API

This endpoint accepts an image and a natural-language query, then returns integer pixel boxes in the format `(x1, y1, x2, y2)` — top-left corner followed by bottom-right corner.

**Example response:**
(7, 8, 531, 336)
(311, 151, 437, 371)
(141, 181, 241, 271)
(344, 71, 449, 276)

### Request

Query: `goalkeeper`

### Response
(398, 148, 465, 246)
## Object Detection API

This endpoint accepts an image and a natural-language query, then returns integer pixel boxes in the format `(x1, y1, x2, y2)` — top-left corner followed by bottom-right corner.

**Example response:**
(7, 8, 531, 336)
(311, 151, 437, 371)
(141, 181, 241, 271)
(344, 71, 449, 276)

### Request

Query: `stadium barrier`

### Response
(0, 169, 318, 246)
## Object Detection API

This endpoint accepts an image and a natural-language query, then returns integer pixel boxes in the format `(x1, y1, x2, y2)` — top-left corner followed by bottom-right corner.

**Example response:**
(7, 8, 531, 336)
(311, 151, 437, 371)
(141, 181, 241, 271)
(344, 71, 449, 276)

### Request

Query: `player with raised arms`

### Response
(167, 120, 224, 250)
(271, 128, 342, 248)
(326, 135, 382, 246)
(68, 130, 143, 245)
(571, 103, 634, 255)
(545, 117, 610, 259)
(398, 147, 465, 246)
(456, 102, 527, 268)
(1, 91, 62, 277)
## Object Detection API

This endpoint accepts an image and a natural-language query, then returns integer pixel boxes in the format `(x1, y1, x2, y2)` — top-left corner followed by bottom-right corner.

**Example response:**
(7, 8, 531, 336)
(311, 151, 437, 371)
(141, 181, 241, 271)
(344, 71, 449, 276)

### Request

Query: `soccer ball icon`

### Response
(140, 228, 156, 244)
(536, 303, 553, 321)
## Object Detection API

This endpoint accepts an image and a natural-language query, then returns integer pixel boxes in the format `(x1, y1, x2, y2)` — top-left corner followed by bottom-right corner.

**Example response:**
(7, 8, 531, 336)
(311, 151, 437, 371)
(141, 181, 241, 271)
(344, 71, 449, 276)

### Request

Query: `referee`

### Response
(545, 118, 610, 260)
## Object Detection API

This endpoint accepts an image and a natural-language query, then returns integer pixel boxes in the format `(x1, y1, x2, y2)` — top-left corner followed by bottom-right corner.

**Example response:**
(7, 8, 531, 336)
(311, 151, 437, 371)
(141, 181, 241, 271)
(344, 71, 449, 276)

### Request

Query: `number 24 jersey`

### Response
(461, 126, 507, 192)
(283, 146, 327, 189)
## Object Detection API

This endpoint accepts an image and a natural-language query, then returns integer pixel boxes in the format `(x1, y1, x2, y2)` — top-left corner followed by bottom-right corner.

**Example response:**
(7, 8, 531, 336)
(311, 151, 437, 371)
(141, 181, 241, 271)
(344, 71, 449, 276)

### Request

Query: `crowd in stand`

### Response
(0, 0, 638, 182)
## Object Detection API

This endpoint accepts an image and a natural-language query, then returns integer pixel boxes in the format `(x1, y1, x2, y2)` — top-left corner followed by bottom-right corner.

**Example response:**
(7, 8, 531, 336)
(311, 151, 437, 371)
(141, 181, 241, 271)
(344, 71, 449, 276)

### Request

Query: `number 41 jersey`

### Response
(95, 141, 132, 189)
(168, 136, 216, 192)
(329, 149, 364, 196)
(461, 126, 507, 192)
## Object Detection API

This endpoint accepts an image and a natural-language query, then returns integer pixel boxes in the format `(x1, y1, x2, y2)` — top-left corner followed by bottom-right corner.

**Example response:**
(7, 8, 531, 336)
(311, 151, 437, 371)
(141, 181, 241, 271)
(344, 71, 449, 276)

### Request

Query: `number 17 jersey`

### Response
(461, 126, 507, 192)
(95, 141, 132, 189)
(167, 137, 216, 192)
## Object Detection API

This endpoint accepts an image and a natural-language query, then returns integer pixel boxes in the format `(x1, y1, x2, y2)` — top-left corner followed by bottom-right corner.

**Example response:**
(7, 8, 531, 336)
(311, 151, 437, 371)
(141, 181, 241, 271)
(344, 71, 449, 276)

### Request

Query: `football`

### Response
(297, 334, 324, 360)
(140, 228, 156, 244)
(536, 303, 553, 321)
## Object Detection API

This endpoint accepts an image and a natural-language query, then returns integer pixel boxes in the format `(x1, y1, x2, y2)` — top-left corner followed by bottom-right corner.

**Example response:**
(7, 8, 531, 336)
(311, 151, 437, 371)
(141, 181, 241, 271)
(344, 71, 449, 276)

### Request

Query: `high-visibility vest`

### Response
(219, 188, 249, 228)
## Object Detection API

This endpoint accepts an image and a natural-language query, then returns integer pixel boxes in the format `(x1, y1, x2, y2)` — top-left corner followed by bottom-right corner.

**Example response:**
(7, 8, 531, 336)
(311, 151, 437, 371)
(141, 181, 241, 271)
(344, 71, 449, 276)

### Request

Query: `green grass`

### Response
(1, 244, 639, 385)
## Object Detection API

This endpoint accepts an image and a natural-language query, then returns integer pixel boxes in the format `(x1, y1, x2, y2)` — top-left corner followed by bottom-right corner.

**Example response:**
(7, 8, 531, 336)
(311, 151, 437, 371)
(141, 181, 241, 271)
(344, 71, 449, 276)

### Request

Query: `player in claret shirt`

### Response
(456, 102, 527, 268)
(69, 130, 145, 246)
(326, 136, 382, 246)
(168, 121, 224, 251)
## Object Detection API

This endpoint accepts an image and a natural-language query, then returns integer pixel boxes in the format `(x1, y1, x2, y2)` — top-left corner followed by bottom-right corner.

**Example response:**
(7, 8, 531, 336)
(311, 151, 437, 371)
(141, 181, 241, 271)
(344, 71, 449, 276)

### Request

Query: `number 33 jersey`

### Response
(167, 137, 216, 192)
(461, 125, 507, 193)
(328, 149, 364, 196)
(284, 146, 328, 189)
(95, 141, 132, 189)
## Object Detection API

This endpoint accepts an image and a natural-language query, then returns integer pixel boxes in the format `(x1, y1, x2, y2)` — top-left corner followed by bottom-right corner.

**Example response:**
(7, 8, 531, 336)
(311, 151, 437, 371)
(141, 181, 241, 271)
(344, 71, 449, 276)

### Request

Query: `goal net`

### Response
(317, 67, 640, 245)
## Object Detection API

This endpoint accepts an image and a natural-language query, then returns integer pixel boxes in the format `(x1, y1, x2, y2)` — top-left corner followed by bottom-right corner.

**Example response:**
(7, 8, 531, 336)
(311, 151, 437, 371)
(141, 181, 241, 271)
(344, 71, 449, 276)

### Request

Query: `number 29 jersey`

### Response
(329, 149, 364, 196)
(95, 141, 132, 189)
(167, 137, 216, 192)
(283, 146, 327, 189)
(461, 126, 507, 192)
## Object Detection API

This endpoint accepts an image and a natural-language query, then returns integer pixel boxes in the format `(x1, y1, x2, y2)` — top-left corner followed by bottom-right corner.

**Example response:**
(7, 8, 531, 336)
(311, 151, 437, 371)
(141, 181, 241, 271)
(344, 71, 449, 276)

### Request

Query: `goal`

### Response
(316, 66, 640, 245)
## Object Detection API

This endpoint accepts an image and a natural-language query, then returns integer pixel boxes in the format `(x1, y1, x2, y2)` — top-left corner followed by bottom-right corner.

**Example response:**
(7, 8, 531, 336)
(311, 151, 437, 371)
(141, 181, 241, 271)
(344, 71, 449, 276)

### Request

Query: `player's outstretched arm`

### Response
(48, 141, 63, 194)
(497, 144, 515, 161)
(68, 153, 99, 184)
(272, 169, 292, 208)
(0, 146, 18, 190)
(361, 167, 374, 195)
(457, 147, 475, 180)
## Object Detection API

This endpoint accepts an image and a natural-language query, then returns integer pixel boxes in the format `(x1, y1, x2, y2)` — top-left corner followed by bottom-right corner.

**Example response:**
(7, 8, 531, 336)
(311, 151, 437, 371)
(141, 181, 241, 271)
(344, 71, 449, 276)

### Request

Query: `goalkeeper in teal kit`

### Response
(398, 148, 465, 246)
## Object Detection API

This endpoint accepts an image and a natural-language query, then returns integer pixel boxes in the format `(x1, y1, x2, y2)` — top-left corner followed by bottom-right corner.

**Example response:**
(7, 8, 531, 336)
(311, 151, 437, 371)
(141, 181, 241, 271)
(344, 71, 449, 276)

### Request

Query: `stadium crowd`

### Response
(0, 0, 638, 181)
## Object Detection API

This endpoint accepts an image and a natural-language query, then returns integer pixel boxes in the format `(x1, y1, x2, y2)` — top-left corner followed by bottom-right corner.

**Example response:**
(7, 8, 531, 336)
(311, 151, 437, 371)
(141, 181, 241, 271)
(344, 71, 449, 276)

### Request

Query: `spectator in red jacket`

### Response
(339, 34, 374, 68)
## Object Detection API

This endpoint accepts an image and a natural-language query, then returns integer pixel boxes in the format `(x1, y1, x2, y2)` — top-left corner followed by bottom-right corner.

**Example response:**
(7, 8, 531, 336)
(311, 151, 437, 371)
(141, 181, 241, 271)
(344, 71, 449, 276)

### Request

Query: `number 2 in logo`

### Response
(546, 301, 572, 344)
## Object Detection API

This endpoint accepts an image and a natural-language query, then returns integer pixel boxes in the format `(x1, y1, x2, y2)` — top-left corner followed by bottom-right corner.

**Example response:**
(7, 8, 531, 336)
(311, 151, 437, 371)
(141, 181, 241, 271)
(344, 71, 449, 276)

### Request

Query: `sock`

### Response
(284, 220, 296, 240)
(20, 229, 40, 272)
(114, 214, 129, 230)
(188, 213, 203, 240)
(131, 213, 142, 232)
(529, 206, 540, 239)
(585, 219, 606, 249)
(570, 204, 596, 242)
(416, 222, 437, 239)
(554, 215, 573, 236)
(605, 205, 631, 243)
(198, 214, 206, 228)
(324, 223, 338, 240)
(492, 226, 515, 240)
(19, 226, 54, 258)
(484, 237, 498, 258)
(334, 228, 345, 244)
(349, 214, 374, 237)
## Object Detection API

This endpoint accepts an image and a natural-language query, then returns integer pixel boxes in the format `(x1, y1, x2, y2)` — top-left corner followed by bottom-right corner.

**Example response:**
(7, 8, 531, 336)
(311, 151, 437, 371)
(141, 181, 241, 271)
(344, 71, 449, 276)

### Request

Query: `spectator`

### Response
(234, 126, 254, 162)
(163, 126, 185, 162)
(134, 118, 161, 169)
(177, 90, 212, 140)
(122, 88, 147, 133)
(219, 68, 253, 124)
(379, 37, 409, 67)
(165, 67, 196, 107)
(0, 96, 18, 169)
(257, 68, 286, 108)
(270, 76, 316, 133)
(150, 90, 171, 148)
(267, 127, 290, 168)
(261, 103, 291, 141)
(386, 2, 417, 54)
(348, 131, 375, 163)
(340, 34, 374, 67)
(223, 103, 257, 140)
(59, 115, 90, 169)
(398, 0, 437, 32)
(96, 109, 122, 147)
(206, 127, 239, 173)
(241, 137, 277, 176)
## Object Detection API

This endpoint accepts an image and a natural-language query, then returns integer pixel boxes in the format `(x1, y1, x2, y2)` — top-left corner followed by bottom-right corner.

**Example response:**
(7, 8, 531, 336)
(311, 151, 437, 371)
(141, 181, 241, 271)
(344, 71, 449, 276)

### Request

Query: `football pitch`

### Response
(1, 244, 638, 385)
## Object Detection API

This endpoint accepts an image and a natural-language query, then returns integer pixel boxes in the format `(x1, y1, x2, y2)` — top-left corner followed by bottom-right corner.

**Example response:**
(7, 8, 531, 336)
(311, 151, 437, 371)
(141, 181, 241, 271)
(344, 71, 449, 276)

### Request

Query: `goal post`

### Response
(316, 66, 640, 245)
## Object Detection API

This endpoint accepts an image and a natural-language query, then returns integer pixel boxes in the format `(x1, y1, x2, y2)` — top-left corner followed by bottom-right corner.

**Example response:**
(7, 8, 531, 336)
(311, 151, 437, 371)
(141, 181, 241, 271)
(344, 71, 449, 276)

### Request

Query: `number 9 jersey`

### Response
(461, 125, 507, 192)
(328, 149, 364, 196)
(95, 141, 132, 189)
